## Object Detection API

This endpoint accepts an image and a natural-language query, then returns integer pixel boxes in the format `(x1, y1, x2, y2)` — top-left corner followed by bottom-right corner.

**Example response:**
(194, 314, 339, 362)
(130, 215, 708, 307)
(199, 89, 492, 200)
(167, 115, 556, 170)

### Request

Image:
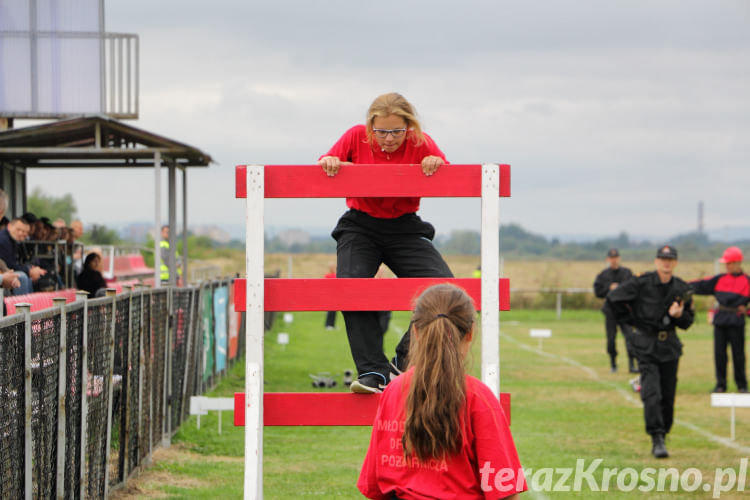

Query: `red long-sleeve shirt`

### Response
(358, 369, 526, 500)
(321, 125, 448, 218)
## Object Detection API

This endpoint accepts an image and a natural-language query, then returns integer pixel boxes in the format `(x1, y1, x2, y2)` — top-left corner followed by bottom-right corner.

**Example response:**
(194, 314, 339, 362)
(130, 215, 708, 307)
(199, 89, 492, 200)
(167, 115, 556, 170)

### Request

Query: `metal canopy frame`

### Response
(0, 115, 213, 286)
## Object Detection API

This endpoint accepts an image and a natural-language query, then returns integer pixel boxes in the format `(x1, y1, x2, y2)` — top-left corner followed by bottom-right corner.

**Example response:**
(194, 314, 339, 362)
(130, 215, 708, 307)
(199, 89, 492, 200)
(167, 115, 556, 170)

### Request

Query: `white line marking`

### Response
(500, 331, 750, 453)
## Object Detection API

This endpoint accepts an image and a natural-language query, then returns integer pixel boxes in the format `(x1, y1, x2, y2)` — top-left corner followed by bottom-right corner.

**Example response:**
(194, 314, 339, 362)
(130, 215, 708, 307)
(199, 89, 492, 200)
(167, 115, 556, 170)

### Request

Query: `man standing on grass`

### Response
(594, 248, 636, 373)
(690, 246, 749, 394)
(607, 245, 694, 458)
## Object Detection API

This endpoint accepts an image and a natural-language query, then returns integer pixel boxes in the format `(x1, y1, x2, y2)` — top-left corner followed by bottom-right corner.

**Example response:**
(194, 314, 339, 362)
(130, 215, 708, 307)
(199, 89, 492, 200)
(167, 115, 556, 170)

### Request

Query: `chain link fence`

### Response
(0, 278, 243, 499)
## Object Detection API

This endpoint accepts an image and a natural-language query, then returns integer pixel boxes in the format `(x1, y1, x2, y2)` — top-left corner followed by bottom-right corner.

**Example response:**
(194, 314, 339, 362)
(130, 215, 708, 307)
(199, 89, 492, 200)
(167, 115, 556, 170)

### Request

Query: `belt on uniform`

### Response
(656, 330, 672, 341)
(718, 305, 742, 313)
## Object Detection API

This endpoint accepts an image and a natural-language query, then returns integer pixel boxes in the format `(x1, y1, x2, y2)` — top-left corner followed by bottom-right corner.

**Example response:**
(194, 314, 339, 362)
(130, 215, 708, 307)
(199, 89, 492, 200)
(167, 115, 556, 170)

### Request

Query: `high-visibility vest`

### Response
(160, 240, 170, 281)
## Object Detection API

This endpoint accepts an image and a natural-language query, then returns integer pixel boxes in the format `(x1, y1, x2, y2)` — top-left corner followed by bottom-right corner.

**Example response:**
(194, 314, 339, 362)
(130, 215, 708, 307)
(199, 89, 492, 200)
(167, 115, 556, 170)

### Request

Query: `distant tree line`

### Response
(262, 223, 749, 260)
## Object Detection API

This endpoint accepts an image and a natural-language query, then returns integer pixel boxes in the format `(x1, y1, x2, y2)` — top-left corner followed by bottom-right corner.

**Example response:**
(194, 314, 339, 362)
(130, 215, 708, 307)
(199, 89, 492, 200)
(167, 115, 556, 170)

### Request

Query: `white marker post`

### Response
(530, 329, 552, 350)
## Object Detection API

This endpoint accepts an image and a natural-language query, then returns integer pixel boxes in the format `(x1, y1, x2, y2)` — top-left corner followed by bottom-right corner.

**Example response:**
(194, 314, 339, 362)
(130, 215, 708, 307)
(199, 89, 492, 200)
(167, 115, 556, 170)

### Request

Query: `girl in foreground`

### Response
(358, 284, 526, 499)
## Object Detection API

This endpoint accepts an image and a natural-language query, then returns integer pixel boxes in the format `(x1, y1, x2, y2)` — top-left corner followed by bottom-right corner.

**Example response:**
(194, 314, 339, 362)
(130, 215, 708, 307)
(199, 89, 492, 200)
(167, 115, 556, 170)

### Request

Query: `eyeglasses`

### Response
(372, 128, 407, 139)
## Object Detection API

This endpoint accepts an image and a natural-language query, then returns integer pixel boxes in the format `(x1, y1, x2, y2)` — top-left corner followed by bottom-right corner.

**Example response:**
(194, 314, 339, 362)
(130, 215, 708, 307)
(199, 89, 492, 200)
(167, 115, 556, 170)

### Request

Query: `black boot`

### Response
(628, 356, 638, 373)
(651, 434, 668, 458)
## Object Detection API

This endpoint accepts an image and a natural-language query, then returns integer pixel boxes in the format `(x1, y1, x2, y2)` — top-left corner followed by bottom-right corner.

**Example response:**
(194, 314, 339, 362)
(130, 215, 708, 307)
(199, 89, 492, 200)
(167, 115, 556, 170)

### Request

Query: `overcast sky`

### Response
(25, 0, 750, 239)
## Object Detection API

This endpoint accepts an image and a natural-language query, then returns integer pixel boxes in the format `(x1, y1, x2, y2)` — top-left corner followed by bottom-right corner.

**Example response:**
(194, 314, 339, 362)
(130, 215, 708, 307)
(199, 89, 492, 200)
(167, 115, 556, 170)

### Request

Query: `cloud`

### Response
(22, 0, 750, 242)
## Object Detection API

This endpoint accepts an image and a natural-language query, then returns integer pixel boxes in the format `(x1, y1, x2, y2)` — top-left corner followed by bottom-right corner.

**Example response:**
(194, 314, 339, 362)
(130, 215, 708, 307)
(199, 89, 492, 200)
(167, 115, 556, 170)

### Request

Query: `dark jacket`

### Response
(76, 268, 107, 298)
(690, 272, 750, 327)
(594, 266, 633, 314)
(0, 228, 29, 274)
(607, 271, 694, 362)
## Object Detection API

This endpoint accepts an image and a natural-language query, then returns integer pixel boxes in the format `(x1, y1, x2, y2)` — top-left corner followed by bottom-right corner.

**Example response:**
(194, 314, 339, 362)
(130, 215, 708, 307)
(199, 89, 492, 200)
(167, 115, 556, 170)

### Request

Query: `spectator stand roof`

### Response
(0, 115, 214, 286)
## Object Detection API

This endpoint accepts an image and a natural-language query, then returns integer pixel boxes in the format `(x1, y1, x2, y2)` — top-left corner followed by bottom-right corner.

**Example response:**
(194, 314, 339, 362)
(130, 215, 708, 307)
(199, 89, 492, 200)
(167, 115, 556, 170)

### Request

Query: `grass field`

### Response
(111, 303, 750, 499)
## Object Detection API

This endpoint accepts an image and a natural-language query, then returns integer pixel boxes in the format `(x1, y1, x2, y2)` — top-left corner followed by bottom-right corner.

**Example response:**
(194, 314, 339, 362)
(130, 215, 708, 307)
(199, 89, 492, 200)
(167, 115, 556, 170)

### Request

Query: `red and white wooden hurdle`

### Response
(235, 163, 510, 499)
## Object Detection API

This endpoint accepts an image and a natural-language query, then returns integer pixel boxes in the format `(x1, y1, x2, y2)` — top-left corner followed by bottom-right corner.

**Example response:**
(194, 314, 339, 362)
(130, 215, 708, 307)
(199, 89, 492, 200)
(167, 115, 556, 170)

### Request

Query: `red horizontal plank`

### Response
(235, 164, 511, 198)
(234, 392, 511, 426)
(500, 164, 511, 197)
(234, 278, 511, 312)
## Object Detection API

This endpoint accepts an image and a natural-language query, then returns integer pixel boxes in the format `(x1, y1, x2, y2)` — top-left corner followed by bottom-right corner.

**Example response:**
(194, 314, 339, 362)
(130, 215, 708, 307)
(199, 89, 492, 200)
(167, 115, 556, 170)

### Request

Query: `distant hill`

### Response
(109, 220, 750, 259)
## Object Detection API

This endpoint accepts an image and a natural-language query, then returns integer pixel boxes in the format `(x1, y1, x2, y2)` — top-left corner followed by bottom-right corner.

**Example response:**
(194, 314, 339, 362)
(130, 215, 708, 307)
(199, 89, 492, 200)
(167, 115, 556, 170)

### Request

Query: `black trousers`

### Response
(639, 358, 679, 436)
(325, 310, 336, 328)
(714, 324, 747, 390)
(604, 314, 635, 361)
(333, 210, 453, 383)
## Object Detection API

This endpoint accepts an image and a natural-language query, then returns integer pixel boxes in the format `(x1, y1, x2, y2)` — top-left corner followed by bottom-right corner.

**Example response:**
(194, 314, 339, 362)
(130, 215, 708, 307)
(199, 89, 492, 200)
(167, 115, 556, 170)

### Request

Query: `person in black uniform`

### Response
(594, 248, 636, 373)
(690, 246, 750, 394)
(607, 245, 694, 458)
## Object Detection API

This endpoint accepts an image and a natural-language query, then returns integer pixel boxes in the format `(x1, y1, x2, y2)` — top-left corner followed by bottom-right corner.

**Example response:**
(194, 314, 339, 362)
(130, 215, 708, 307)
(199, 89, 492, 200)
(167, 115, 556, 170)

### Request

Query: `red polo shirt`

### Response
(321, 125, 448, 218)
(358, 369, 527, 500)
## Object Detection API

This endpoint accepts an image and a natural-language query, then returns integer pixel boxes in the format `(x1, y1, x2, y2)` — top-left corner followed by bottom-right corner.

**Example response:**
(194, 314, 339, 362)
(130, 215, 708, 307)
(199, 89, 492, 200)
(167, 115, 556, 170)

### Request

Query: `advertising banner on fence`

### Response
(214, 286, 228, 372)
(228, 282, 239, 359)
(201, 287, 214, 382)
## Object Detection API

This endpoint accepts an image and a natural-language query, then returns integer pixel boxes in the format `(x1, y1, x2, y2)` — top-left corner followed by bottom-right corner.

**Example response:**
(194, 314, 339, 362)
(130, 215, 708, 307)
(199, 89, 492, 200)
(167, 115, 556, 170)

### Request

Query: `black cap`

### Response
(607, 248, 619, 258)
(656, 245, 678, 260)
(40, 216, 55, 228)
(21, 212, 38, 224)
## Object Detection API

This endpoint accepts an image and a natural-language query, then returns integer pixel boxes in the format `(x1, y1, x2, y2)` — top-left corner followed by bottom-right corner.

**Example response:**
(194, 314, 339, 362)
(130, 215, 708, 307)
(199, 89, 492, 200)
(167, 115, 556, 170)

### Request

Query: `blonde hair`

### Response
(402, 283, 475, 461)
(366, 92, 425, 146)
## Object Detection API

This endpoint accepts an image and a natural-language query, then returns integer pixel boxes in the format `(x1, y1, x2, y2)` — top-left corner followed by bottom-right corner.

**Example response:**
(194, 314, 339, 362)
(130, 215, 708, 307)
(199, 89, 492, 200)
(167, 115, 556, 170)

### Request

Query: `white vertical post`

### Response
(154, 151, 162, 287)
(244, 166, 264, 499)
(182, 168, 189, 285)
(168, 163, 177, 287)
(481, 164, 500, 395)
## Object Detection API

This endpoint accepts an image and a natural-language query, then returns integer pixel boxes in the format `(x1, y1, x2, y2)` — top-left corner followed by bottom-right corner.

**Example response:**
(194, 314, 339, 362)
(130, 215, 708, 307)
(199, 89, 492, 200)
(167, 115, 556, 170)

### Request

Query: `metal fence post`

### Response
(77, 291, 89, 500)
(181, 288, 195, 424)
(53, 297, 67, 500)
(556, 293, 562, 320)
(162, 288, 172, 446)
(103, 289, 117, 498)
(122, 285, 133, 476)
(17, 303, 32, 500)
(136, 285, 146, 466)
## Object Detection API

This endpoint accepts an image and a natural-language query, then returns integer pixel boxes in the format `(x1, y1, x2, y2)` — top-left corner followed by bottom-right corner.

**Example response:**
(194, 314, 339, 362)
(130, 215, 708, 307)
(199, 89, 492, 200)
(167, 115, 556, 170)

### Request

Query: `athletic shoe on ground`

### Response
(711, 386, 726, 393)
(350, 374, 385, 394)
(739, 387, 748, 393)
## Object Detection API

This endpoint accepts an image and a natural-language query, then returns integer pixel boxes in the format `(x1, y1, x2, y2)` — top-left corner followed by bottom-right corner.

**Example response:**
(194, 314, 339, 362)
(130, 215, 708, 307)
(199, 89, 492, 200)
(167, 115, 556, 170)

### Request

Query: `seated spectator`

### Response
(0, 268, 21, 315)
(71, 219, 84, 240)
(0, 188, 8, 230)
(0, 267, 21, 291)
(0, 218, 47, 295)
(76, 252, 107, 298)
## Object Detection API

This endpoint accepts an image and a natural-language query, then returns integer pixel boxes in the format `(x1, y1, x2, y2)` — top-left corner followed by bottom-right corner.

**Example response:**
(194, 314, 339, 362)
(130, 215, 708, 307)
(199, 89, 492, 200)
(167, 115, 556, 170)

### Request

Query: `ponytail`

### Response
(402, 284, 475, 461)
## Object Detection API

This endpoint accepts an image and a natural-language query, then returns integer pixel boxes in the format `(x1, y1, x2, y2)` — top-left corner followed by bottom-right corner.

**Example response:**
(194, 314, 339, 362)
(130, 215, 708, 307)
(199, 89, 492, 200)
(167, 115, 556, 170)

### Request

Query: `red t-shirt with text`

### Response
(321, 125, 448, 219)
(358, 369, 527, 500)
